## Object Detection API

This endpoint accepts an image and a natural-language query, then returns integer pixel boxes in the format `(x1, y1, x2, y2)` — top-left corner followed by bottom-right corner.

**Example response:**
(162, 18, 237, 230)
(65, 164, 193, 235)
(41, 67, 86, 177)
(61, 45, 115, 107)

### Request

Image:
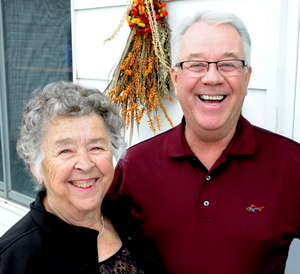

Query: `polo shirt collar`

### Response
(167, 117, 194, 157)
(225, 115, 255, 155)
(167, 115, 255, 158)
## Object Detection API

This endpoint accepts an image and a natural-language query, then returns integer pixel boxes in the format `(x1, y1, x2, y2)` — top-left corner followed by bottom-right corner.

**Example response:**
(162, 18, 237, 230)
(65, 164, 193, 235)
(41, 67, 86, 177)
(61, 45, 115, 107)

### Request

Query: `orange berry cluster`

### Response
(126, 0, 168, 35)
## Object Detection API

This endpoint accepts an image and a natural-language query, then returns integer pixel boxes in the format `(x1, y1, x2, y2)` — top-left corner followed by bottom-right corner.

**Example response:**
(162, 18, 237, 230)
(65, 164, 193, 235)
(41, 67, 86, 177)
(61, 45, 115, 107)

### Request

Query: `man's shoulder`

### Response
(129, 125, 178, 151)
(253, 124, 300, 149)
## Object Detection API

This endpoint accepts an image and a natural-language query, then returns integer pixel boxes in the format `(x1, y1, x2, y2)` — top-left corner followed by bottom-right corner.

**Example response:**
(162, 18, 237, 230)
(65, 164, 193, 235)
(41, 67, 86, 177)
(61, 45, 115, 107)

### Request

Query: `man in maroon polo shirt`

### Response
(109, 10, 300, 273)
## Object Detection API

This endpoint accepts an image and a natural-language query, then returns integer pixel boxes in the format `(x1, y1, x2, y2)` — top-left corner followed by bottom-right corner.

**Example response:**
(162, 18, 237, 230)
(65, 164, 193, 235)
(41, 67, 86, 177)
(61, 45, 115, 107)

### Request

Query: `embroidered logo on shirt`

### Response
(246, 204, 265, 212)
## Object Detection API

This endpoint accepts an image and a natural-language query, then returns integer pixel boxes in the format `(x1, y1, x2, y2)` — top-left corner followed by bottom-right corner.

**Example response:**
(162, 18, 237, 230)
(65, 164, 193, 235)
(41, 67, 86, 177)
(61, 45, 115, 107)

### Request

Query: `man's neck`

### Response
(185, 125, 236, 170)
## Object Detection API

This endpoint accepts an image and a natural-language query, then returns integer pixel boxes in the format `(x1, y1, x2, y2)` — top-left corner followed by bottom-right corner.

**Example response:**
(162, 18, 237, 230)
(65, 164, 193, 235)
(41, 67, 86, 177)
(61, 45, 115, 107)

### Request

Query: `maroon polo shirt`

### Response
(109, 115, 300, 274)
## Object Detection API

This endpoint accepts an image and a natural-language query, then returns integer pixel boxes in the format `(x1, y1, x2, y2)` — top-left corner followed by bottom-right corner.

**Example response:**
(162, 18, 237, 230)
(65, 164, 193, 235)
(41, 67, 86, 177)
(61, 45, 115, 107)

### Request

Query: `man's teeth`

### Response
(71, 179, 96, 188)
(199, 95, 225, 100)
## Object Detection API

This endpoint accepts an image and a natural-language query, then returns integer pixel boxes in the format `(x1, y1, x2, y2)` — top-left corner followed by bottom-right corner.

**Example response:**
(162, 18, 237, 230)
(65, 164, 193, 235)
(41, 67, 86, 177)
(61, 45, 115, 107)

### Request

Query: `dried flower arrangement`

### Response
(105, 0, 174, 144)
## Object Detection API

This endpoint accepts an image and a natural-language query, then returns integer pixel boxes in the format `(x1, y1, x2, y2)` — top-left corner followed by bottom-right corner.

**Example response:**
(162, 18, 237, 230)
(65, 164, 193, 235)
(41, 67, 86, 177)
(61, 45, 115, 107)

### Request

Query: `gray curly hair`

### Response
(17, 81, 126, 188)
(171, 10, 252, 67)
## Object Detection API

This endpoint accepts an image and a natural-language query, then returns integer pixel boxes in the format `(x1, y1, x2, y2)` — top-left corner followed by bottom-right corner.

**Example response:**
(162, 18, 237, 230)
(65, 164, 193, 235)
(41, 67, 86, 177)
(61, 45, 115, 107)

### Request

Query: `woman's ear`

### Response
(30, 164, 36, 177)
(30, 164, 43, 184)
(113, 156, 117, 168)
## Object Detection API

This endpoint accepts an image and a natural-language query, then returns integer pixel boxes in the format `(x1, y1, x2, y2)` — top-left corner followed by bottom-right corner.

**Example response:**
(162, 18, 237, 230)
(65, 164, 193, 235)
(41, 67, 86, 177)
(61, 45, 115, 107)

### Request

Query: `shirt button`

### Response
(206, 175, 211, 181)
(203, 201, 210, 206)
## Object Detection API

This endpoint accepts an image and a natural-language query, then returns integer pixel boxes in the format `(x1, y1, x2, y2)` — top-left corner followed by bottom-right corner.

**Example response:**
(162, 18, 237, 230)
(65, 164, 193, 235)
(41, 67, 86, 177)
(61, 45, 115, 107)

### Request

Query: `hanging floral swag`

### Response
(104, 0, 174, 145)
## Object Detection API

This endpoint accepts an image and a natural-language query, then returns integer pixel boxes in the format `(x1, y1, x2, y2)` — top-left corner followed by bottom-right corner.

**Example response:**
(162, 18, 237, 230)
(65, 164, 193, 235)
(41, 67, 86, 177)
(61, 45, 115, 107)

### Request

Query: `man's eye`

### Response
(190, 62, 206, 68)
(220, 63, 235, 68)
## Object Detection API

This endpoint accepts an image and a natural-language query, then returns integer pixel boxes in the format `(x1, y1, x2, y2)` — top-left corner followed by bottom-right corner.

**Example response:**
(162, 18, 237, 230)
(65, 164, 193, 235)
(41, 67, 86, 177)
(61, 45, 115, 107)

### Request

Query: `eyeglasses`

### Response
(175, 59, 247, 77)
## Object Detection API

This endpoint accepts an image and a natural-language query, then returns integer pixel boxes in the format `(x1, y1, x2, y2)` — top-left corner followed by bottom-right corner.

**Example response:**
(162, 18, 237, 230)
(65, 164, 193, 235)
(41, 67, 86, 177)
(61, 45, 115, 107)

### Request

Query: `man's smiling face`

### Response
(171, 22, 252, 137)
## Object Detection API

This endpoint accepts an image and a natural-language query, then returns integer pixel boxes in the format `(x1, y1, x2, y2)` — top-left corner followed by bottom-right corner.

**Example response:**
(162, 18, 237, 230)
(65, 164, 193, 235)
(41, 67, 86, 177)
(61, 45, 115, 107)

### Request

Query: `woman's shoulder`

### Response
(0, 211, 38, 254)
(0, 212, 45, 274)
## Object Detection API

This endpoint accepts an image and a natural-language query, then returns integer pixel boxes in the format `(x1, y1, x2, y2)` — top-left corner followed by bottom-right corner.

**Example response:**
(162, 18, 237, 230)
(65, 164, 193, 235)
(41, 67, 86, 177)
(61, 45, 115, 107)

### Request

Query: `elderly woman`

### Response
(0, 82, 165, 274)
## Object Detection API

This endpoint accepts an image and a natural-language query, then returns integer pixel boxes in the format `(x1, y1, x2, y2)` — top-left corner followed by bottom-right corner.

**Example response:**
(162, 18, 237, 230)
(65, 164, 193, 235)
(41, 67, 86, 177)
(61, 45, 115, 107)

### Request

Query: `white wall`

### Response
(291, 1, 300, 142)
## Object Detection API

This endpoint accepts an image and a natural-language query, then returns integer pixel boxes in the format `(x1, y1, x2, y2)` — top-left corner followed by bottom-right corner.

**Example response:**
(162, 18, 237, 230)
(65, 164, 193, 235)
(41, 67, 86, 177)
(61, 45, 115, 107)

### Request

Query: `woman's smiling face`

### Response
(34, 113, 114, 217)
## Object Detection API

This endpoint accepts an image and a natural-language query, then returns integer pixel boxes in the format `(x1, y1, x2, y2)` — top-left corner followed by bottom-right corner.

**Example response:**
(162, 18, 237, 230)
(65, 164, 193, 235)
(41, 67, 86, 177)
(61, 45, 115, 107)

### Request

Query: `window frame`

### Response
(0, 0, 72, 206)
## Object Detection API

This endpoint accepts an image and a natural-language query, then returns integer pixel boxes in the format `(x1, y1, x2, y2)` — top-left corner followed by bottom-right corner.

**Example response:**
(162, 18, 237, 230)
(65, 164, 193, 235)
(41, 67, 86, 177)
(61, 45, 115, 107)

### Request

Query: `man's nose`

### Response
(201, 63, 225, 85)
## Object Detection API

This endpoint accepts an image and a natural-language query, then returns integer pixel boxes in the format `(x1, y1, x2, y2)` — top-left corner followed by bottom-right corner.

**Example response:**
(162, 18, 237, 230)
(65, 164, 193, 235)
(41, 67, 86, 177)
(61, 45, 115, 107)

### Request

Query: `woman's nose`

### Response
(74, 151, 95, 171)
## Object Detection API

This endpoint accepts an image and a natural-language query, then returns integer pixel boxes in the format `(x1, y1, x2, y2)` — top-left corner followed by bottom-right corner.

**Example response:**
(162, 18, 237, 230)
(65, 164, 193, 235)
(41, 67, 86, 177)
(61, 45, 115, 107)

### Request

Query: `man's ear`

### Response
(245, 66, 252, 88)
(170, 67, 179, 97)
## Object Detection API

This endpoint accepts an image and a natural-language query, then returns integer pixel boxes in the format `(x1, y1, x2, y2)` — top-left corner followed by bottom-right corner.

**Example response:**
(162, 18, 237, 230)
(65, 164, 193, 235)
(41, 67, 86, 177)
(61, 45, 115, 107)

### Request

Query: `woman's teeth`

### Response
(71, 179, 96, 188)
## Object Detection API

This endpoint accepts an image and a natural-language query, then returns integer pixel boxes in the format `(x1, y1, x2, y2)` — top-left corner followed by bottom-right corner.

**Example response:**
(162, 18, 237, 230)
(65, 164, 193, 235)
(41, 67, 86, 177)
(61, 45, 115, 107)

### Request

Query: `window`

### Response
(0, 0, 72, 205)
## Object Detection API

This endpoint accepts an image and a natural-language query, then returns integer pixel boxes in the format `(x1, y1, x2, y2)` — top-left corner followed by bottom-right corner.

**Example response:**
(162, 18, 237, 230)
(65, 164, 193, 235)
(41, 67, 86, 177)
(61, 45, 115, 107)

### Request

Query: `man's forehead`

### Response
(180, 23, 244, 58)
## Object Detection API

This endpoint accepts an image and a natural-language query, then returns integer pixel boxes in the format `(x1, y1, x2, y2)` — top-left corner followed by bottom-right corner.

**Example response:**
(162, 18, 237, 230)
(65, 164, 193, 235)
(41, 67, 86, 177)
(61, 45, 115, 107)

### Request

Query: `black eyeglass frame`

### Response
(175, 59, 247, 71)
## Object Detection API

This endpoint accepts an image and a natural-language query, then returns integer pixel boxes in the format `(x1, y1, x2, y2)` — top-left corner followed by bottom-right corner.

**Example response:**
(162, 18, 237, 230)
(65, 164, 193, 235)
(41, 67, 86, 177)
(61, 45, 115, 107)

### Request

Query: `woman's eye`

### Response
(60, 149, 70, 154)
(92, 147, 104, 151)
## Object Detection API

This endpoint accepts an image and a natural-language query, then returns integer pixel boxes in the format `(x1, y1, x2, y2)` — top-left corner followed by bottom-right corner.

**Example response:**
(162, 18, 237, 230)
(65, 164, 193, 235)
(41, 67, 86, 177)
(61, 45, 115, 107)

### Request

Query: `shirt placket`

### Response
(197, 173, 215, 222)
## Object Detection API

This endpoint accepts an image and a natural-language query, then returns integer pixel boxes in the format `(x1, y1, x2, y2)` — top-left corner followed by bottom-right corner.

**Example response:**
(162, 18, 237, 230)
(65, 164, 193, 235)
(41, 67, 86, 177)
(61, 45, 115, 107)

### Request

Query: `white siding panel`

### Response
(73, 6, 130, 80)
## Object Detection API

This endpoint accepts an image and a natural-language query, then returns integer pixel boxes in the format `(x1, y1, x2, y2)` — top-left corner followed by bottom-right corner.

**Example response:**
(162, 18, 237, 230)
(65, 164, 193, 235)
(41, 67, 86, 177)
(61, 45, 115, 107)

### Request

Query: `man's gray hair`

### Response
(171, 10, 252, 67)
